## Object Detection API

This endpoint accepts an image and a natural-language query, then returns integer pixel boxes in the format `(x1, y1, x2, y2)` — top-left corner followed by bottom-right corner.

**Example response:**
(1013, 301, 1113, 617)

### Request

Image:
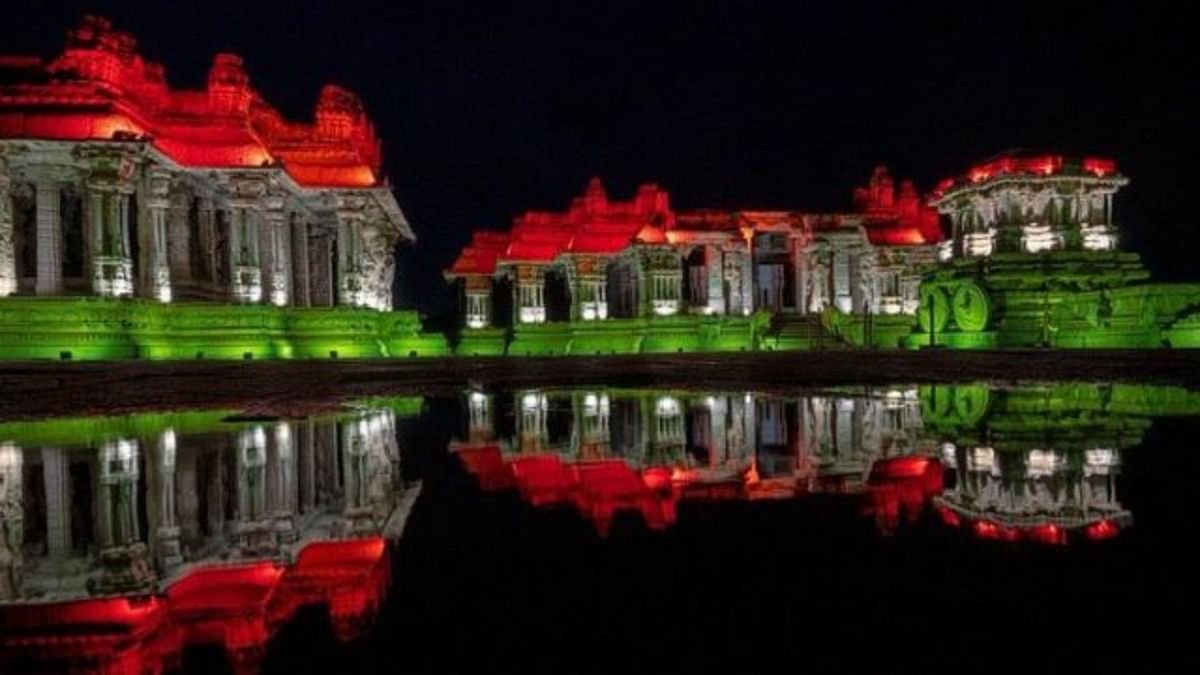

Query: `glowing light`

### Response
(964, 230, 996, 257)
(1081, 224, 1117, 251)
(1021, 223, 1061, 253)
(656, 396, 680, 416)
(1085, 520, 1120, 540)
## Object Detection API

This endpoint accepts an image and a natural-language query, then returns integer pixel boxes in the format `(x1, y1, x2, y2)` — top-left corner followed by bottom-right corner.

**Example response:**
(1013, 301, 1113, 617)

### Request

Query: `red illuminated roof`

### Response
(0, 16, 385, 188)
(853, 166, 944, 246)
(936, 151, 1125, 196)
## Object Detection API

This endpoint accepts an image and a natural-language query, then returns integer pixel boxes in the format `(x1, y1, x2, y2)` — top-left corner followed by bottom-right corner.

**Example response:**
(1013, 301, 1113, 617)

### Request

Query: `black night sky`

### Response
(3, 1, 1196, 316)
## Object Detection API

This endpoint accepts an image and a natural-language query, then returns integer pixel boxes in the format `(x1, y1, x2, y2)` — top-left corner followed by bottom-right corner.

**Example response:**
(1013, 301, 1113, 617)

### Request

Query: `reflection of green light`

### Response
(0, 410, 238, 446)
(0, 297, 448, 361)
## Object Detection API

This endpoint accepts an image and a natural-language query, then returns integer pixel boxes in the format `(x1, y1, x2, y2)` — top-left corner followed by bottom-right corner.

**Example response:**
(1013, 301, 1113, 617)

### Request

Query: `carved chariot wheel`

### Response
(952, 282, 990, 332)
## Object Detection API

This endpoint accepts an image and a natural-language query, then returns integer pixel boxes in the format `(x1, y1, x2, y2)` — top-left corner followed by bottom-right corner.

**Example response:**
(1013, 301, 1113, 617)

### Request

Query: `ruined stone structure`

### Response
(0, 17, 452, 360)
(912, 152, 1200, 348)
(0, 16, 410, 310)
(446, 167, 943, 354)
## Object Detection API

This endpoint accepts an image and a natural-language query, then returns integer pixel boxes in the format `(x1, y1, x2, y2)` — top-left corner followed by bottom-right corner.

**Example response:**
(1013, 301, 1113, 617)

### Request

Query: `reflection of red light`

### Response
(974, 520, 1019, 542)
(1085, 519, 1120, 540)
(936, 506, 961, 527)
(0, 539, 391, 673)
(1026, 524, 1067, 546)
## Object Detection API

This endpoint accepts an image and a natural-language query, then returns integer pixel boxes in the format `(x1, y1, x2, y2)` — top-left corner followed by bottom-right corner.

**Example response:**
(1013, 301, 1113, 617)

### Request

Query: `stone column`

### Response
(223, 174, 268, 303)
(144, 167, 173, 302)
(464, 275, 492, 328)
(167, 191, 192, 290)
(78, 147, 139, 298)
(336, 214, 360, 306)
(0, 157, 16, 297)
(41, 447, 72, 557)
(196, 197, 217, 285)
(34, 179, 63, 295)
(290, 218, 311, 308)
(515, 264, 546, 324)
(261, 195, 291, 307)
(309, 227, 335, 307)
(704, 245, 724, 315)
(0, 442, 24, 600)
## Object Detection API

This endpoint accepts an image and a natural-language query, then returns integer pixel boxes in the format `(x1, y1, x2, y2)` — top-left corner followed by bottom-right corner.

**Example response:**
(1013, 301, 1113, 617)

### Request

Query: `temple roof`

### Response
(0, 16, 385, 189)
(934, 151, 1124, 197)
(444, 168, 945, 278)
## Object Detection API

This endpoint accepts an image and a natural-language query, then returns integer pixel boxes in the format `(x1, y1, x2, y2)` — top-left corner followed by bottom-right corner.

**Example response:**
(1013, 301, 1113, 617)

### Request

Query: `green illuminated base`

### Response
(0, 297, 449, 361)
(455, 327, 509, 356)
(904, 253, 1200, 349)
(502, 312, 769, 356)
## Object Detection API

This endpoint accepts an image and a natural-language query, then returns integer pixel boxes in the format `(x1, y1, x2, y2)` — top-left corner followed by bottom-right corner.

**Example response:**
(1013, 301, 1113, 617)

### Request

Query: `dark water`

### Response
(2, 383, 1199, 672)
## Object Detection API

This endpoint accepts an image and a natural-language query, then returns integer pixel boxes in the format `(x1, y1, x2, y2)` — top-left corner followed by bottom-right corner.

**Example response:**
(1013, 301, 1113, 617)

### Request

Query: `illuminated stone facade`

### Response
(911, 153, 1200, 349)
(0, 16, 411, 312)
(447, 168, 943, 354)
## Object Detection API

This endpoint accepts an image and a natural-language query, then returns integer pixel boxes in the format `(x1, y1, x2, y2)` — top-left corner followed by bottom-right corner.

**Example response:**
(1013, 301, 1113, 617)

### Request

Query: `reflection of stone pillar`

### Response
(0, 158, 16, 297)
(267, 423, 297, 542)
(34, 180, 63, 296)
(41, 447, 72, 557)
(315, 419, 340, 504)
(90, 439, 155, 595)
(148, 430, 182, 570)
(235, 427, 273, 556)
(518, 391, 549, 452)
(0, 442, 24, 600)
(336, 411, 398, 537)
(298, 418, 316, 513)
(145, 167, 173, 302)
(176, 438, 199, 542)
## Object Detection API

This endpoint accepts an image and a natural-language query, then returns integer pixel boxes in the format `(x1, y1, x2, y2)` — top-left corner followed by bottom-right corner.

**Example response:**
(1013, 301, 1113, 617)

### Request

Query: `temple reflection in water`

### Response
(451, 383, 1200, 540)
(0, 403, 420, 673)
(3, 382, 1200, 673)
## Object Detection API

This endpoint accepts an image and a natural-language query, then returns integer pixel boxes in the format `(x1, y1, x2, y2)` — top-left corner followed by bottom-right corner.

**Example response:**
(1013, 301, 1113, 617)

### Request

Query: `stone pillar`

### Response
(34, 180, 63, 295)
(464, 275, 492, 328)
(196, 197, 218, 285)
(229, 206, 262, 303)
(260, 197, 291, 307)
(515, 264, 546, 324)
(167, 191, 192, 289)
(705, 245, 724, 315)
(41, 447, 72, 557)
(335, 209, 365, 307)
(267, 423, 297, 543)
(0, 158, 16, 297)
(793, 238, 809, 316)
(309, 228, 335, 307)
(144, 167, 173, 302)
(290, 218, 311, 308)
(224, 174, 268, 304)
(78, 147, 139, 298)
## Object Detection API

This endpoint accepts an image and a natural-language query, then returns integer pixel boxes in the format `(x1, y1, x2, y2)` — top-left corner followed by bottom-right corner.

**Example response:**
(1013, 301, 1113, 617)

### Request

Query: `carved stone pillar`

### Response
(261, 194, 290, 306)
(290, 218, 311, 307)
(144, 167, 173, 302)
(464, 275, 492, 328)
(515, 264, 546, 324)
(148, 429, 181, 569)
(309, 227, 335, 307)
(334, 193, 395, 310)
(196, 197, 218, 285)
(0, 157, 16, 297)
(79, 147, 139, 298)
(167, 190, 191, 288)
(34, 179, 63, 295)
(225, 174, 267, 304)
(335, 209, 367, 307)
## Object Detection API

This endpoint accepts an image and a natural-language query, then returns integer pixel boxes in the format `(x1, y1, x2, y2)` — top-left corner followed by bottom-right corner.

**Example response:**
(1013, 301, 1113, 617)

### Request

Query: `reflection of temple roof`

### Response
(934, 498, 1131, 545)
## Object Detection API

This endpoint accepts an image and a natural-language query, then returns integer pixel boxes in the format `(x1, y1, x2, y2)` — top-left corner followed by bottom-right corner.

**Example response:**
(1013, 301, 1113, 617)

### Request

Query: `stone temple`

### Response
(0, 16, 444, 360)
(1, 15, 408, 310)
